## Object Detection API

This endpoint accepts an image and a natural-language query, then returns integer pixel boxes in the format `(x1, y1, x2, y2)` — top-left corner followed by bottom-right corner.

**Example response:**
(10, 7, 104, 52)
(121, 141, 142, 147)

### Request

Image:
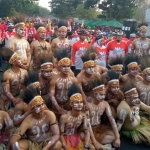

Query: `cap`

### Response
(116, 30, 124, 35)
(7, 23, 14, 28)
(130, 33, 136, 38)
(78, 29, 87, 35)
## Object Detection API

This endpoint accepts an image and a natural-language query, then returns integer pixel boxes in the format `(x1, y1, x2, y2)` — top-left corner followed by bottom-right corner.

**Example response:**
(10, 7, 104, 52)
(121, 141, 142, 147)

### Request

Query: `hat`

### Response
(116, 30, 124, 35)
(7, 23, 14, 28)
(130, 33, 136, 38)
(78, 29, 87, 35)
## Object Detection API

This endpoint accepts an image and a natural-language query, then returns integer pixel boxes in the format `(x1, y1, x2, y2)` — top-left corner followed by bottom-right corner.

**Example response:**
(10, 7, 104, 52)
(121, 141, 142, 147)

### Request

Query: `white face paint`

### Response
(110, 87, 120, 94)
(35, 107, 41, 114)
(43, 72, 52, 78)
(129, 69, 137, 76)
(61, 67, 70, 75)
(73, 103, 83, 111)
(60, 31, 67, 37)
(132, 98, 140, 106)
(16, 28, 25, 37)
(86, 68, 94, 74)
(146, 76, 150, 82)
(96, 93, 105, 102)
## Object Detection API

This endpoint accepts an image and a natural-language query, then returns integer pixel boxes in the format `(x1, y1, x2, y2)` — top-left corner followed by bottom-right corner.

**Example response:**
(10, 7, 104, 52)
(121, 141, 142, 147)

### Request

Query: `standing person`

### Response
(132, 26, 150, 57)
(3, 23, 16, 45)
(71, 29, 89, 76)
(30, 27, 51, 71)
(93, 35, 107, 67)
(107, 31, 128, 62)
(51, 26, 70, 51)
(5, 14, 31, 70)
(50, 26, 59, 43)
(127, 33, 136, 54)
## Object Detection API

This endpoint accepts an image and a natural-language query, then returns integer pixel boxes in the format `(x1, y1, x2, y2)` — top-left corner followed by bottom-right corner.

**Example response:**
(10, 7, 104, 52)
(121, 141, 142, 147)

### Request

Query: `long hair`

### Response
(54, 49, 70, 61)
(0, 47, 14, 61)
(24, 71, 39, 87)
(68, 83, 81, 99)
(21, 86, 41, 104)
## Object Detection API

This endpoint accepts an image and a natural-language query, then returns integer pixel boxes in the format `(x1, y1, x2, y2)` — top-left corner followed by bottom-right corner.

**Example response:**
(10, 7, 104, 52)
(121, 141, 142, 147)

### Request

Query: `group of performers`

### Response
(0, 14, 150, 150)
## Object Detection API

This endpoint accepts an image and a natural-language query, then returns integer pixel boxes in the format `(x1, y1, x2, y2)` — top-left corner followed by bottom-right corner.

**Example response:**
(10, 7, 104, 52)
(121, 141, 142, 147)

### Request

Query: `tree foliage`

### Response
(0, 0, 49, 17)
(73, 4, 99, 20)
(49, 0, 84, 19)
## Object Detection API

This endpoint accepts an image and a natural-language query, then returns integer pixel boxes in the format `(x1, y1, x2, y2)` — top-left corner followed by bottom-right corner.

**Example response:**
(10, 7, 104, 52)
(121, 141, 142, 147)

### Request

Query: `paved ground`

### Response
(0, 62, 150, 150)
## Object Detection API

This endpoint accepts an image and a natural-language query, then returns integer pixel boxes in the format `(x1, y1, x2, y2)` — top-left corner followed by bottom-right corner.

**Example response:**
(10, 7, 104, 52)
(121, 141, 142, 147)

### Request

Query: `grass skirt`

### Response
(64, 134, 84, 150)
(121, 117, 150, 145)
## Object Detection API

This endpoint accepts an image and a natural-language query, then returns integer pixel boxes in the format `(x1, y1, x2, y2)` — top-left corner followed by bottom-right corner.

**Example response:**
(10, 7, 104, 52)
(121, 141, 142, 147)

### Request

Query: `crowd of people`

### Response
(0, 14, 150, 150)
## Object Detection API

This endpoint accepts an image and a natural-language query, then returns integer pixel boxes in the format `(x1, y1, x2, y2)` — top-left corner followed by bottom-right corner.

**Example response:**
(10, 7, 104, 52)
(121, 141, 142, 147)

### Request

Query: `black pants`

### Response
(74, 69, 81, 77)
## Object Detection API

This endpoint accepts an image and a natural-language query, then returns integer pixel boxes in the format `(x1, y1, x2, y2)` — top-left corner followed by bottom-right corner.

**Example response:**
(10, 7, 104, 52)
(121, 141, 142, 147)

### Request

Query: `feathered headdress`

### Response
(81, 46, 97, 68)
(24, 71, 39, 88)
(0, 47, 20, 64)
(109, 56, 124, 72)
(54, 49, 71, 66)
(103, 70, 120, 87)
(12, 14, 26, 28)
(92, 78, 105, 93)
(124, 54, 140, 73)
(68, 83, 82, 103)
(38, 52, 54, 70)
(140, 55, 150, 75)
(21, 86, 43, 108)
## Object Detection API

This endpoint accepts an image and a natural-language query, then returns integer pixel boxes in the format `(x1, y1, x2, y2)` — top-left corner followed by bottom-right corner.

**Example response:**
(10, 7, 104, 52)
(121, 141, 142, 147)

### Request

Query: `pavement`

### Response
(0, 62, 150, 150)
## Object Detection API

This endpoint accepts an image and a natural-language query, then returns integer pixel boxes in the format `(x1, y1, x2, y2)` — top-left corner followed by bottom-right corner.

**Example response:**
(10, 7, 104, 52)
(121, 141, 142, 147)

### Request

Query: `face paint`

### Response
(96, 93, 105, 102)
(132, 98, 140, 106)
(73, 103, 83, 111)
(16, 28, 25, 37)
(86, 68, 94, 75)
(35, 107, 41, 114)
(140, 32, 146, 38)
(146, 76, 150, 81)
(129, 69, 137, 76)
(60, 31, 67, 37)
(43, 72, 52, 78)
(62, 67, 70, 74)
(110, 87, 120, 94)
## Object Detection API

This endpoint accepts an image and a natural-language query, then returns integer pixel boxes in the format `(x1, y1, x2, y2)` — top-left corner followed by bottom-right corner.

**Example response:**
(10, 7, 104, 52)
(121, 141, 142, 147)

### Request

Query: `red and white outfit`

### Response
(3, 30, 16, 45)
(107, 40, 128, 59)
(71, 41, 89, 70)
(127, 40, 133, 54)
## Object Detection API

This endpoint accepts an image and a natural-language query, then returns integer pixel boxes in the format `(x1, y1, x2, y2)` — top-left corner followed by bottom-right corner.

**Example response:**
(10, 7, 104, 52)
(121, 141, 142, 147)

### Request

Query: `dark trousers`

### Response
(74, 69, 81, 77)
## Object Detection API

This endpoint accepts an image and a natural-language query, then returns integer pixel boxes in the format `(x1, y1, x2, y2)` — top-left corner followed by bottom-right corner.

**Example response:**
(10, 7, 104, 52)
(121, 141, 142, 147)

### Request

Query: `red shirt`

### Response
(3, 31, 16, 42)
(107, 40, 128, 59)
(71, 41, 89, 69)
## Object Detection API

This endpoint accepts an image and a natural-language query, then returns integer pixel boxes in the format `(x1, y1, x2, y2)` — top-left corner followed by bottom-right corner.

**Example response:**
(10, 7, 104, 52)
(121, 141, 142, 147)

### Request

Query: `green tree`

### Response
(49, 0, 84, 19)
(83, 0, 137, 21)
(0, 0, 49, 17)
(73, 4, 99, 20)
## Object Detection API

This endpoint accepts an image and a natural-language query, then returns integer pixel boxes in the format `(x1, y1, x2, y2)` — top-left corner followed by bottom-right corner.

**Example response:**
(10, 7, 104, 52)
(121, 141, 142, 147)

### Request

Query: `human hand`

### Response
(113, 137, 120, 148)
(94, 140, 104, 150)
(57, 106, 67, 115)
(111, 99, 119, 107)
(13, 98, 22, 105)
